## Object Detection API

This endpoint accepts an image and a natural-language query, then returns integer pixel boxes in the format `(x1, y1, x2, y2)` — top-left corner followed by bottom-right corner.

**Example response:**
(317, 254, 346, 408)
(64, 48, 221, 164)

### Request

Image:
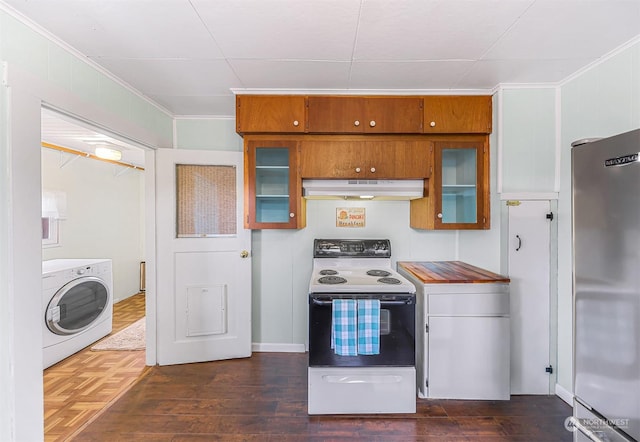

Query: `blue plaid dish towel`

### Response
(357, 299, 380, 355)
(331, 299, 358, 356)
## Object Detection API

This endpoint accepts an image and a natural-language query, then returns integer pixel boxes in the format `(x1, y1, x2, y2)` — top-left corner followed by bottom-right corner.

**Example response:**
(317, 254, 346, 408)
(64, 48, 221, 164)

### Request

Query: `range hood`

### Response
(302, 179, 424, 200)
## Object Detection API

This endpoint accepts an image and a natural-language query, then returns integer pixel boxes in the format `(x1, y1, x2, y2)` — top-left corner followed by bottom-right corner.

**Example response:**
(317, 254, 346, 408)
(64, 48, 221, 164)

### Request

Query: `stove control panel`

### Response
(313, 239, 391, 258)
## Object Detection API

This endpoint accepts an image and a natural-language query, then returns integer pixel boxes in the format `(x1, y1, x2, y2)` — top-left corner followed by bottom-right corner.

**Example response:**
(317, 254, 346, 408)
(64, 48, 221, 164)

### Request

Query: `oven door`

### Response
(308, 293, 415, 367)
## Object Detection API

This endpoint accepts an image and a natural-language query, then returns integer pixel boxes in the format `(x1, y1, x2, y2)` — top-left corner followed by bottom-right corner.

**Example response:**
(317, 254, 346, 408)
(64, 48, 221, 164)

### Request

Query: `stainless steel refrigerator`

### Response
(572, 129, 640, 442)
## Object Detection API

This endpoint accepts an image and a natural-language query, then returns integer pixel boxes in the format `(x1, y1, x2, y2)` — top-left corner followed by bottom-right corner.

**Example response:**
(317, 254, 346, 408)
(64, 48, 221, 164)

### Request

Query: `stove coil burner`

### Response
(367, 269, 392, 277)
(319, 269, 339, 276)
(318, 275, 347, 285)
(378, 277, 401, 285)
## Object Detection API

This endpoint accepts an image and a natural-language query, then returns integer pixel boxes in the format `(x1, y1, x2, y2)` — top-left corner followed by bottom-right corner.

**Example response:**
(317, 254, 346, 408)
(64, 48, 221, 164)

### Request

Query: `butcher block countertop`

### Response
(398, 261, 510, 284)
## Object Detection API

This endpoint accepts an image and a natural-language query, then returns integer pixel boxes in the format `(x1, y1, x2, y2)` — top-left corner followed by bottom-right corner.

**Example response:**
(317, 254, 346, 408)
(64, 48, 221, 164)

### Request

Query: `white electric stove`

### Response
(307, 239, 416, 415)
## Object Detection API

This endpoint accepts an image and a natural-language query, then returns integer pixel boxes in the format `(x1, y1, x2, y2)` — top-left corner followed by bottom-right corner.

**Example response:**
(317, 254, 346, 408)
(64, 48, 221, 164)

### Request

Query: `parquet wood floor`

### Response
(74, 352, 573, 441)
(44, 293, 147, 442)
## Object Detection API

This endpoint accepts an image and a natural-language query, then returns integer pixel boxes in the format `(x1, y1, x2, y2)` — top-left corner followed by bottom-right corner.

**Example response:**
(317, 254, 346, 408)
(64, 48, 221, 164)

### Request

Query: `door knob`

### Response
(240, 250, 250, 258)
(354, 120, 360, 127)
(369, 120, 376, 127)
(293, 120, 299, 127)
(370, 167, 376, 173)
(355, 167, 361, 173)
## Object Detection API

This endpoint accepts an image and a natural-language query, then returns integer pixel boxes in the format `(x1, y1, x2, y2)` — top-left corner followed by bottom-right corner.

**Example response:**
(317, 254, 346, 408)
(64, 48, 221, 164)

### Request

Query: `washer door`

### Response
(46, 276, 110, 335)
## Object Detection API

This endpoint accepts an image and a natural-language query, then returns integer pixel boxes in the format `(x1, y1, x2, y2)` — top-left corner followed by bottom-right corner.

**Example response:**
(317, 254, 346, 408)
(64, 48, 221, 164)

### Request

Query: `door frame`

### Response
(144, 149, 158, 365)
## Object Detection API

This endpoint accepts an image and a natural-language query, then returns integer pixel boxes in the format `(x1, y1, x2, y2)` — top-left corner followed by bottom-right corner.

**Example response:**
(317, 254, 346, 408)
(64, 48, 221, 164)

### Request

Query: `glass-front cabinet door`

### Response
(245, 138, 305, 229)
(433, 140, 488, 229)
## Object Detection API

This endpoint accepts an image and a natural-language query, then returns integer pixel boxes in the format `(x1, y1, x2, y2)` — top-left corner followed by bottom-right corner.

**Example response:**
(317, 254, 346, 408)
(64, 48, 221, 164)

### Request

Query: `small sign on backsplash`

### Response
(336, 207, 365, 228)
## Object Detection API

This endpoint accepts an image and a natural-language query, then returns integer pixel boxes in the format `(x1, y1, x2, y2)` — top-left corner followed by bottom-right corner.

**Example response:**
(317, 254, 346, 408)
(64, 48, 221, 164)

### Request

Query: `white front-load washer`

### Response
(42, 259, 113, 369)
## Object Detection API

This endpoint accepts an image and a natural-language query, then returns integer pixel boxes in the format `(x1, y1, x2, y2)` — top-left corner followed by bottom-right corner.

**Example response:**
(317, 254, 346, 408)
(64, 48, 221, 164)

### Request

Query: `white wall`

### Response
(41, 148, 145, 302)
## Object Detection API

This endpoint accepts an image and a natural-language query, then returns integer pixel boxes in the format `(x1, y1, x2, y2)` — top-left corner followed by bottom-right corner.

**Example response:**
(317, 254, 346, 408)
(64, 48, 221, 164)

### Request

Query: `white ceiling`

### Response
(5, 0, 640, 118)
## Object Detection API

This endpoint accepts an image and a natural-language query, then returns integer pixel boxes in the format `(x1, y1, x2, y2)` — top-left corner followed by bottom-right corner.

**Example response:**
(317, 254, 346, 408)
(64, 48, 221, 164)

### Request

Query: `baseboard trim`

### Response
(252, 343, 306, 353)
(555, 383, 574, 406)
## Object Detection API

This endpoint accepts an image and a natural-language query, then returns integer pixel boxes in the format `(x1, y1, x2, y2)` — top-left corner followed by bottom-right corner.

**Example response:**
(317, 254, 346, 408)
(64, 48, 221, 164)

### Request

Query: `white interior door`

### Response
(155, 148, 251, 366)
(508, 200, 551, 394)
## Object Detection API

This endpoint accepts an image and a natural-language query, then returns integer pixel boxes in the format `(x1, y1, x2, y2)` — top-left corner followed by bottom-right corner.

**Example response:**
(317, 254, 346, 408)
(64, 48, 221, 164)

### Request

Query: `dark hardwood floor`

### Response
(73, 352, 573, 441)
(46, 293, 573, 441)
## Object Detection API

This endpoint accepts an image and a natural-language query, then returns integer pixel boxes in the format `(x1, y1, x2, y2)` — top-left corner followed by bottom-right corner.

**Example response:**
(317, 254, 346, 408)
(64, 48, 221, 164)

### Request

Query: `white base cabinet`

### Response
(406, 280, 510, 400)
(429, 315, 510, 399)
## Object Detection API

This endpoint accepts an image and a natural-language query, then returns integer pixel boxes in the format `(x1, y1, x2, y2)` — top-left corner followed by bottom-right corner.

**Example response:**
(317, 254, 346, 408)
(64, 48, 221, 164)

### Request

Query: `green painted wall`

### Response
(501, 88, 557, 193)
(175, 118, 242, 151)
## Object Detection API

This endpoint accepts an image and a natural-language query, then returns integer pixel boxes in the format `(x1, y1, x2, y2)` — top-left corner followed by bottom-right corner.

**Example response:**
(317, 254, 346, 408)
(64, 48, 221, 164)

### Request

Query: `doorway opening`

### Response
(40, 107, 149, 439)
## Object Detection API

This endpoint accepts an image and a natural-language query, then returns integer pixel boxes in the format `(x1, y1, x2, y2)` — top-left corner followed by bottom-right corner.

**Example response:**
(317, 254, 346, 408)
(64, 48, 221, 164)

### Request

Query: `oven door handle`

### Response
(310, 298, 412, 306)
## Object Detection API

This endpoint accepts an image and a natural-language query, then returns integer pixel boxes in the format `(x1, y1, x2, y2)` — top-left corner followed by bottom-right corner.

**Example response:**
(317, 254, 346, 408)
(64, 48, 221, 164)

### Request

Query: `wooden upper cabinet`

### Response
(244, 138, 306, 229)
(300, 138, 431, 179)
(307, 96, 423, 134)
(410, 138, 490, 230)
(236, 95, 306, 134)
(236, 95, 492, 135)
(423, 96, 492, 134)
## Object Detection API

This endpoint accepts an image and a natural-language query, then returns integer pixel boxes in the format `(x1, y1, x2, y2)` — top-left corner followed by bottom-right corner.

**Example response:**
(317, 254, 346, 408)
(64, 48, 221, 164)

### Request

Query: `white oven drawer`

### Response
(308, 367, 416, 415)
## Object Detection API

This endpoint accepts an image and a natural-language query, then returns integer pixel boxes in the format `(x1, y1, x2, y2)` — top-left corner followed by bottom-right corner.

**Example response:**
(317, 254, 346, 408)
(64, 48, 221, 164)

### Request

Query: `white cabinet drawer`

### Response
(428, 292, 509, 316)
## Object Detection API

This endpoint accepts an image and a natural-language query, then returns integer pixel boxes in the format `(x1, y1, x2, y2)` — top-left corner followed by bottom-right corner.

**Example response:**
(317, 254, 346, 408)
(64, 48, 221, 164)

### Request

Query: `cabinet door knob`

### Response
(355, 167, 361, 173)
(370, 167, 376, 173)
(240, 250, 250, 258)
(354, 120, 360, 127)
(430, 121, 436, 127)
(437, 213, 443, 219)
(289, 212, 295, 218)
(293, 120, 299, 127)
(369, 120, 376, 127)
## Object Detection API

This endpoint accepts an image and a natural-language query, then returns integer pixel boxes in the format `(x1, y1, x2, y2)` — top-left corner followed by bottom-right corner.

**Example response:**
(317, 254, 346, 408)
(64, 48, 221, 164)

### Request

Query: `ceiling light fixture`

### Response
(94, 146, 122, 161)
